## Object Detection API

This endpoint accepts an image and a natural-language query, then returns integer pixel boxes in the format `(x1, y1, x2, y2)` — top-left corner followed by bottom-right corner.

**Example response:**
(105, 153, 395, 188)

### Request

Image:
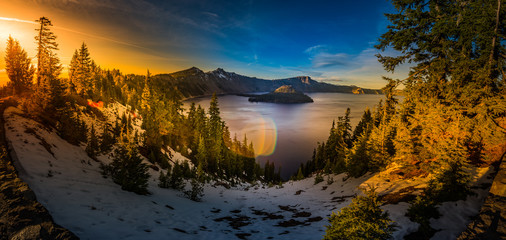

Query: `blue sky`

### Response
(0, 0, 409, 88)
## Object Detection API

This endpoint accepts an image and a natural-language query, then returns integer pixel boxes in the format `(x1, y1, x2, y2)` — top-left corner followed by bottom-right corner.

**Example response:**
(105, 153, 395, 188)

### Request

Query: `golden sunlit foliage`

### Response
(4, 36, 34, 95)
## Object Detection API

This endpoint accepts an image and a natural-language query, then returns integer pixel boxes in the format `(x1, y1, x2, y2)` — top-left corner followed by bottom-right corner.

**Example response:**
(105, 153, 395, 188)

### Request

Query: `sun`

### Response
(0, 18, 40, 86)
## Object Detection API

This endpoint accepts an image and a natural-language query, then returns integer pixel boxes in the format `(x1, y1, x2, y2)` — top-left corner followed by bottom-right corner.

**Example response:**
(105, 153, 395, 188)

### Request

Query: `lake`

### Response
(184, 92, 384, 179)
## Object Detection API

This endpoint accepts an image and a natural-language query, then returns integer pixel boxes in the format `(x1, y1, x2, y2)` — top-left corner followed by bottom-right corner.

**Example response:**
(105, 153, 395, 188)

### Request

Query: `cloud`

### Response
(306, 47, 410, 88)
(313, 76, 343, 84)
(202, 11, 219, 18)
(304, 44, 350, 68)
(0, 17, 36, 24)
(311, 52, 350, 68)
(304, 44, 328, 54)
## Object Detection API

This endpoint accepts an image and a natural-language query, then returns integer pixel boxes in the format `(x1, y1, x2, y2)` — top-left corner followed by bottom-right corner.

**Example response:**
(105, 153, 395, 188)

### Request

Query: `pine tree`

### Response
(68, 50, 78, 93)
(140, 69, 151, 112)
(109, 128, 150, 195)
(35, 17, 59, 86)
(69, 42, 93, 96)
(196, 135, 208, 172)
(100, 123, 115, 153)
(207, 93, 223, 173)
(346, 128, 371, 178)
(295, 167, 304, 180)
(352, 108, 373, 142)
(34, 17, 62, 111)
(324, 187, 395, 240)
(86, 123, 99, 159)
(185, 175, 204, 202)
(158, 171, 169, 188)
(168, 162, 184, 190)
(4, 36, 35, 95)
(56, 103, 86, 145)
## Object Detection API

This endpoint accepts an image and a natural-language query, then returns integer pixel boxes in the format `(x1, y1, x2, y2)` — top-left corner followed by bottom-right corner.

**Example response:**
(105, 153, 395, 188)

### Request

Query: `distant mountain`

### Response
(248, 85, 314, 104)
(152, 67, 381, 99)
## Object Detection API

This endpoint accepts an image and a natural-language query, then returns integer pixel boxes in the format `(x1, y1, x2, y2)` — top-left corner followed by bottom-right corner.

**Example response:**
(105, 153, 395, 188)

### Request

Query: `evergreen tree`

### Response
(168, 162, 184, 190)
(140, 69, 151, 112)
(109, 128, 150, 195)
(86, 123, 99, 159)
(185, 174, 204, 202)
(346, 127, 371, 178)
(4, 36, 35, 95)
(295, 167, 304, 180)
(158, 170, 169, 188)
(68, 50, 78, 93)
(56, 103, 87, 145)
(207, 93, 223, 173)
(34, 17, 62, 111)
(35, 17, 59, 86)
(69, 43, 94, 96)
(100, 123, 115, 153)
(352, 108, 373, 142)
(324, 187, 395, 240)
(195, 135, 207, 174)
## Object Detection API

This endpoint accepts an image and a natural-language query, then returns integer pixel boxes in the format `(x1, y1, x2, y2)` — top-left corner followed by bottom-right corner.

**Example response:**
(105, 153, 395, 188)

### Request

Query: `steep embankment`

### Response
(0, 98, 78, 240)
(152, 67, 380, 98)
(458, 155, 506, 239)
(2, 102, 499, 240)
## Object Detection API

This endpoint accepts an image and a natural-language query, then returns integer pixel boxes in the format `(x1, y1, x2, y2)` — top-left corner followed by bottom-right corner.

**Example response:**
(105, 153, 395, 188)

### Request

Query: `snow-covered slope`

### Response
(4, 106, 495, 240)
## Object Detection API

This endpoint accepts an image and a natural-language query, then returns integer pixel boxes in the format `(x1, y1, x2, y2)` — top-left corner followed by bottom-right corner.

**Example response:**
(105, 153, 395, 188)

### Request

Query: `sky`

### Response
(0, 0, 410, 88)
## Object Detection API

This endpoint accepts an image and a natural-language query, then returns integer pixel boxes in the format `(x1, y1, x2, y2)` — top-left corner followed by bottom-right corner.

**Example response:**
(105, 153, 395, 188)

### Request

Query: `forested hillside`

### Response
(293, 0, 506, 239)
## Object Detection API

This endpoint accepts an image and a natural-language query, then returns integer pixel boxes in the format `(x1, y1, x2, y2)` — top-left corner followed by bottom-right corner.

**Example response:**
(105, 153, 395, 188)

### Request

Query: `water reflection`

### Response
(184, 92, 383, 179)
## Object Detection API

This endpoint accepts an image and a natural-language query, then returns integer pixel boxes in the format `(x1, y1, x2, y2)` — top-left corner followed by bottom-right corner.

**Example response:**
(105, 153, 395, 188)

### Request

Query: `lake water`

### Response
(184, 93, 384, 179)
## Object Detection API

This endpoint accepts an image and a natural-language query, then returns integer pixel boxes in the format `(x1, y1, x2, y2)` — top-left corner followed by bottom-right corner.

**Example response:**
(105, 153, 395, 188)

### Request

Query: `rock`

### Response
(458, 159, 506, 240)
(457, 194, 506, 240)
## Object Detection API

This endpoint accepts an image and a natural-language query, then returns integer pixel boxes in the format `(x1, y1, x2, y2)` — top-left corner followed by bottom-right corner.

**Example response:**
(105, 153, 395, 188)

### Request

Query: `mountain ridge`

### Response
(152, 67, 381, 99)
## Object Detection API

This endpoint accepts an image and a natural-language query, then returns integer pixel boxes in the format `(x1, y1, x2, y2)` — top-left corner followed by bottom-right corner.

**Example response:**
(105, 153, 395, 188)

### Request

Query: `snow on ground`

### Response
(3, 106, 495, 240)
(162, 147, 193, 167)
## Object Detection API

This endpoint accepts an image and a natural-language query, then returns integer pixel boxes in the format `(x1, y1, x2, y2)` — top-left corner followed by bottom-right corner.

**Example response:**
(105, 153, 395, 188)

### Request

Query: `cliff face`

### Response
(0, 98, 78, 240)
(458, 157, 506, 240)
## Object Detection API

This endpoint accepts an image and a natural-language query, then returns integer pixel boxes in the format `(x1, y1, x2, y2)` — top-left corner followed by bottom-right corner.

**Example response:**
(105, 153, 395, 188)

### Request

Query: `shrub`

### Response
(324, 186, 396, 240)
(314, 173, 324, 185)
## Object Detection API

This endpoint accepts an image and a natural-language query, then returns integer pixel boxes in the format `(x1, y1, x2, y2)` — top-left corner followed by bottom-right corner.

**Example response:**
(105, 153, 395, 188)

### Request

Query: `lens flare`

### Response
(87, 100, 104, 109)
(227, 112, 277, 157)
(251, 117, 277, 156)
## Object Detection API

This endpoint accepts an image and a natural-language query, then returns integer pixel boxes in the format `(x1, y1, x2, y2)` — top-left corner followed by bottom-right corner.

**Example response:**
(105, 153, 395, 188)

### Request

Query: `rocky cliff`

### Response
(0, 98, 78, 240)
(458, 155, 506, 240)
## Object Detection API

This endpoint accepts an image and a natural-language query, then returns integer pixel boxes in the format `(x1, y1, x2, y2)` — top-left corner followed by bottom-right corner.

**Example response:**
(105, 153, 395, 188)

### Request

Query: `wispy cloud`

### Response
(0, 16, 36, 24)
(311, 52, 350, 68)
(304, 44, 328, 54)
(202, 11, 219, 18)
(304, 44, 351, 68)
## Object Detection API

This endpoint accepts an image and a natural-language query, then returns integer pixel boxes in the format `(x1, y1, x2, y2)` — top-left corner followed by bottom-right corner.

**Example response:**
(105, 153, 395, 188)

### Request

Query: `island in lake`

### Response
(248, 85, 314, 104)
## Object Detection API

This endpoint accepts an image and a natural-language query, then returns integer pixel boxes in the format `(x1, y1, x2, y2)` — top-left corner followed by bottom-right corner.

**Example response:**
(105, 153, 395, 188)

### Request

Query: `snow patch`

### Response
(3, 106, 494, 240)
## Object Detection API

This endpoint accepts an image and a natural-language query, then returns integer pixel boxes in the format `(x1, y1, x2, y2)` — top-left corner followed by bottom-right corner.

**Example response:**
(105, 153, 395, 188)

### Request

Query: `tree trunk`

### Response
(489, 0, 501, 75)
